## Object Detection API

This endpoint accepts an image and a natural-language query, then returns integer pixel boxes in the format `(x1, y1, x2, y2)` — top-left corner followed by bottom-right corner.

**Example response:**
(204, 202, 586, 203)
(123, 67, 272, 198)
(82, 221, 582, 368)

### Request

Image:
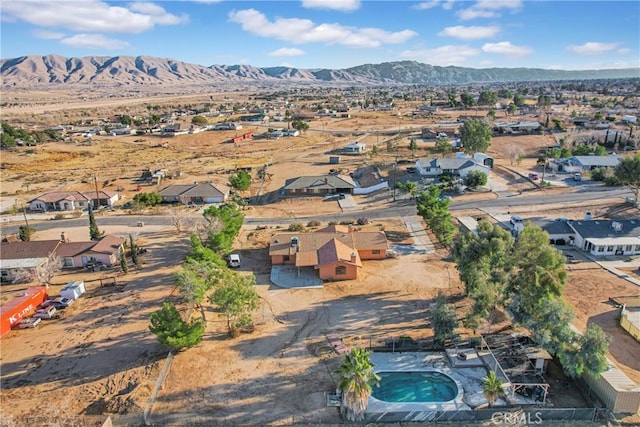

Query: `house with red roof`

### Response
(268, 225, 387, 281)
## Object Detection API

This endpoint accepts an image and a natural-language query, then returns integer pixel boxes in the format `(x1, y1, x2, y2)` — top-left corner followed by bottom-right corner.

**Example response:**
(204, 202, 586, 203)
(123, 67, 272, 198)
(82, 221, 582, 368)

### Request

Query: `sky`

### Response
(1, 0, 639, 71)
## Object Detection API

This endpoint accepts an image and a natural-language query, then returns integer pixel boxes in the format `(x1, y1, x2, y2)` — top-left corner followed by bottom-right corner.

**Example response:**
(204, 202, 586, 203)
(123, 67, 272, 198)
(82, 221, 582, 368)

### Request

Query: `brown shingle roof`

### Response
(269, 231, 387, 256)
(29, 191, 89, 203)
(54, 242, 95, 257)
(0, 240, 61, 259)
(90, 235, 125, 254)
(317, 238, 362, 267)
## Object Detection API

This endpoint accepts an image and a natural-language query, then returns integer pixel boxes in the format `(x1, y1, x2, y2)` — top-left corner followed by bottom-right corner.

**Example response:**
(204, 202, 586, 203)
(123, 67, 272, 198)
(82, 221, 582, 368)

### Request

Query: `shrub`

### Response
(288, 223, 304, 232)
(307, 220, 321, 227)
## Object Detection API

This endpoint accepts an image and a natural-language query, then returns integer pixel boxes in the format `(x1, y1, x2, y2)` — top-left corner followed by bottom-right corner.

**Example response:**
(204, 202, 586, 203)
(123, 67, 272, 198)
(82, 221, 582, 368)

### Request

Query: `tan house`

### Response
(268, 225, 387, 281)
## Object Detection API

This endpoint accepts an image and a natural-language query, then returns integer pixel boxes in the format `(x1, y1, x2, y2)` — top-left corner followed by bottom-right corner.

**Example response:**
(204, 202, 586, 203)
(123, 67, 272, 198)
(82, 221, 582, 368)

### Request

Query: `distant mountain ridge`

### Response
(1, 54, 638, 88)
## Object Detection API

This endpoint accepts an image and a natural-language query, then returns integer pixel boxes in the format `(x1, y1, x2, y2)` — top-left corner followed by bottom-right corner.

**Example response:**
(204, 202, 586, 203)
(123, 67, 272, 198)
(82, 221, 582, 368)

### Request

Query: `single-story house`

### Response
(55, 235, 125, 268)
(0, 235, 125, 282)
(29, 191, 119, 212)
(158, 182, 230, 204)
(536, 219, 576, 246)
(569, 219, 640, 257)
(0, 240, 60, 283)
(269, 225, 388, 281)
(493, 121, 542, 134)
(283, 175, 356, 197)
(554, 155, 621, 173)
(342, 142, 366, 154)
(415, 157, 491, 179)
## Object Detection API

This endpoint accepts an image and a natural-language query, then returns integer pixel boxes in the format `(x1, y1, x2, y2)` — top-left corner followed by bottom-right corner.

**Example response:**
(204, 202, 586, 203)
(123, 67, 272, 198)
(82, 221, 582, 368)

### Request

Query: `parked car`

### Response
(13, 317, 42, 329)
(510, 215, 523, 225)
(528, 172, 539, 180)
(34, 306, 57, 319)
(227, 254, 241, 268)
(406, 167, 417, 174)
(573, 173, 582, 181)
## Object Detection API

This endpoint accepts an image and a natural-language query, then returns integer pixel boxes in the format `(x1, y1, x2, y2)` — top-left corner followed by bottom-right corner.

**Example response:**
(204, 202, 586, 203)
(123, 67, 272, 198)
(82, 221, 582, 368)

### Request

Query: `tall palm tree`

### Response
(482, 370, 504, 407)
(336, 348, 380, 421)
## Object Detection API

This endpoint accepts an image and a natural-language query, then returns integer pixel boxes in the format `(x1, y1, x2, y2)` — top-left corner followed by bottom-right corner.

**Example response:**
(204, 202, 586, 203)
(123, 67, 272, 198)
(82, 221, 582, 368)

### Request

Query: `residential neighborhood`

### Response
(1, 77, 639, 426)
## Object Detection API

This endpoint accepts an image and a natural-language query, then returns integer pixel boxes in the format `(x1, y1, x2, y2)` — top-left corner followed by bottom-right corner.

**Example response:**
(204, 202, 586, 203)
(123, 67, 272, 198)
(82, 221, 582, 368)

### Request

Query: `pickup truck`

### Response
(34, 306, 57, 319)
(13, 317, 42, 329)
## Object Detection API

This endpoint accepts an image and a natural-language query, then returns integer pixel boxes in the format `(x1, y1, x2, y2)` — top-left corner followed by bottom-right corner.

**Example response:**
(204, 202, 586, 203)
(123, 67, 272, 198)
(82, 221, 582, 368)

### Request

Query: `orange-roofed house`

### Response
(268, 227, 387, 281)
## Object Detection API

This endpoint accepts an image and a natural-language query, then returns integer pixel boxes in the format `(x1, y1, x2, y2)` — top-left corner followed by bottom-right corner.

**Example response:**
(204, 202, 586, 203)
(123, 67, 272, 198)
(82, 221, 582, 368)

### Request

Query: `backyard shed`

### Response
(583, 360, 640, 414)
(60, 280, 86, 300)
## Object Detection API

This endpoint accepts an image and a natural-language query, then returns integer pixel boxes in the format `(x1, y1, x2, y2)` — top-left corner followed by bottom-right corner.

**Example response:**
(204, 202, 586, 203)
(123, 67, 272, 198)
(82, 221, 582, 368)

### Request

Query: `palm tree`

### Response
(336, 348, 380, 421)
(482, 371, 504, 407)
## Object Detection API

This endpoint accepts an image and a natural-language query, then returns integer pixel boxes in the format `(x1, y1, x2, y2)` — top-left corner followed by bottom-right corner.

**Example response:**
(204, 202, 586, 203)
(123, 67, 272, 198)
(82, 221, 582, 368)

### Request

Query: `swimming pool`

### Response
(372, 371, 459, 403)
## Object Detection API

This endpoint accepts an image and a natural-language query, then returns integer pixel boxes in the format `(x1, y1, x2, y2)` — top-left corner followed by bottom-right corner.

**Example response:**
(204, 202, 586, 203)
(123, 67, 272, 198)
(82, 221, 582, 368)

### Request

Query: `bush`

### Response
(307, 220, 321, 227)
(288, 223, 304, 232)
(604, 175, 621, 186)
(464, 170, 488, 188)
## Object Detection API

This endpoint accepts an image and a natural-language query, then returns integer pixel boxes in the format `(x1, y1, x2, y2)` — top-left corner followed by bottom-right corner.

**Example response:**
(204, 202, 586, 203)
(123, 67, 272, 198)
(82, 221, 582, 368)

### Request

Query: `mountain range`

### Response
(1, 54, 638, 88)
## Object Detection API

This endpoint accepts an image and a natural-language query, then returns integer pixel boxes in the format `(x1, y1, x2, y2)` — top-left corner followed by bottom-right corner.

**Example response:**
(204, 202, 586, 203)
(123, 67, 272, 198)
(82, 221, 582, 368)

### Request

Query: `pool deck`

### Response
(368, 352, 498, 415)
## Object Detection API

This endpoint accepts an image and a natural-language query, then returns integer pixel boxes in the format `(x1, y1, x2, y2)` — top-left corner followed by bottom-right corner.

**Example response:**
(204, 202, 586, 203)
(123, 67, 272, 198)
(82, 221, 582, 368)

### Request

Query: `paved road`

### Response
(0, 187, 632, 235)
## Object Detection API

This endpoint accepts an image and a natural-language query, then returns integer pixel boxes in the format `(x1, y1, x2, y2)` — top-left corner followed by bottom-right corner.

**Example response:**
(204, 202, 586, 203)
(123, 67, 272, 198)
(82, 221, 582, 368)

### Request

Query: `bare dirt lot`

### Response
(1, 100, 639, 425)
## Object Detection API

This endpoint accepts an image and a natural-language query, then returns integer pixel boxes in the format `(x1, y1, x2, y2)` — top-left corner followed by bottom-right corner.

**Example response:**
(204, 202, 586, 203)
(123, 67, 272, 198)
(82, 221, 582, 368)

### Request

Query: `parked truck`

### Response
(0, 287, 48, 337)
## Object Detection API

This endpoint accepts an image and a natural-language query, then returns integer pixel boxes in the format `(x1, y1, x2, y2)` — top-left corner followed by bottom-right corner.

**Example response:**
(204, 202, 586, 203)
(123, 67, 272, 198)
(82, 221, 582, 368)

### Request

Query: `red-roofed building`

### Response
(269, 228, 387, 281)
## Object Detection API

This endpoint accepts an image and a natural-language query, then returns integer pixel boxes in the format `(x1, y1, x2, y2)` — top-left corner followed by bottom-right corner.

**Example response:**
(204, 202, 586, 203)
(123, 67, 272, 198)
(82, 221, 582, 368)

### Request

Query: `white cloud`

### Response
(32, 29, 65, 40)
(400, 45, 480, 66)
(187, 0, 222, 3)
(567, 42, 620, 55)
(414, 0, 455, 10)
(617, 48, 631, 54)
(1, 0, 187, 34)
(301, 0, 360, 11)
(228, 9, 417, 48)
(482, 41, 531, 56)
(457, 0, 522, 20)
(60, 34, 130, 50)
(438, 25, 499, 40)
(269, 47, 305, 57)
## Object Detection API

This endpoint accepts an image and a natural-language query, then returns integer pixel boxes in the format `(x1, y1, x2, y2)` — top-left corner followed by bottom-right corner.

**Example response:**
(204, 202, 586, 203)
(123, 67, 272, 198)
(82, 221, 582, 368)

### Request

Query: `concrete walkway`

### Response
(389, 216, 435, 255)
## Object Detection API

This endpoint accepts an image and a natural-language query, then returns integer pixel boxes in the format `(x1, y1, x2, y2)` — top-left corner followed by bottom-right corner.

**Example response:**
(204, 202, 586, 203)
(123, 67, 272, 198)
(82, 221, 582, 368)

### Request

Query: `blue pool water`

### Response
(372, 371, 458, 403)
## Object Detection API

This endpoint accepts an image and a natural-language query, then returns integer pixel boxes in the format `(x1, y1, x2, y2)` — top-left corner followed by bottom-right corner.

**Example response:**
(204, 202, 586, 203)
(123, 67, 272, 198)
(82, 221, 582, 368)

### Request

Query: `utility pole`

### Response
(21, 200, 29, 229)
(93, 174, 100, 210)
(392, 155, 398, 202)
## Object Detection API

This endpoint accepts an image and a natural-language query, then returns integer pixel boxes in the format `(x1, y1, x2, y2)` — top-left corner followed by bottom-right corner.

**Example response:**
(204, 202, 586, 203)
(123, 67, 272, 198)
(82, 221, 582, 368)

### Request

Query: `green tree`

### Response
(229, 170, 251, 191)
(507, 103, 518, 116)
(482, 371, 504, 407)
(129, 234, 139, 266)
(292, 120, 309, 133)
(537, 94, 552, 108)
(133, 192, 163, 206)
(203, 203, 244, 253)
(209, 273, 259, 336)
(1, 132, 16, 149)
(478, 91, 498, 106)
(120, 250, 129, 274)
(416, 186, 455, 246)
(120, 115, 132, 125)
(460, 92, 475, 109)
(18, 225, 35, 241)
(191, 115, 208, 125)
(336, 348, 380, 422)
(513, 93, 525, 107)
(408, 138, 418, 152)
(459, 119, 491, 154)
(88, 205, 104, 241)
(149, 302, 205, 351)
(614, 153, 640, 203)
(452, 221, 514, 331)
(429, 292, 458, 347)
(435, 137, 453, 157)
(464, 170, 488, 188)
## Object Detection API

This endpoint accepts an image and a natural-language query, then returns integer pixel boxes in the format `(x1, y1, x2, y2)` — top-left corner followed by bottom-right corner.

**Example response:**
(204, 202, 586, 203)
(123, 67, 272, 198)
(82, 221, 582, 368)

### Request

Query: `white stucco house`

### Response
(415, 157, 491, 179)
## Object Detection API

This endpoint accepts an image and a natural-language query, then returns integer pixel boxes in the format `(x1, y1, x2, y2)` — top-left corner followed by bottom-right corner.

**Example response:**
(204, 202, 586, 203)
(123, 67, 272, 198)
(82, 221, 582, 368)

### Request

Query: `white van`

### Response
(227, 254, 241, 268)
(573, 173, 582, 181)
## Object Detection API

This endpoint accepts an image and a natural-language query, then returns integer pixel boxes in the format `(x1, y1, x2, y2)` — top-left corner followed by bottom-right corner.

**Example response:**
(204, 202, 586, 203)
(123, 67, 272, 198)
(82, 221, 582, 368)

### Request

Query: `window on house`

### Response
(372, 250, 380, 254)
(335, 266, 347, 275)
(283, 255, 290, 262)
(597, 246, 605, 252)
(635, 245, 640, 252)
(607, 246, 614, 252)
(625, 245, 632, 251)
(63, 258, 74, 267)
